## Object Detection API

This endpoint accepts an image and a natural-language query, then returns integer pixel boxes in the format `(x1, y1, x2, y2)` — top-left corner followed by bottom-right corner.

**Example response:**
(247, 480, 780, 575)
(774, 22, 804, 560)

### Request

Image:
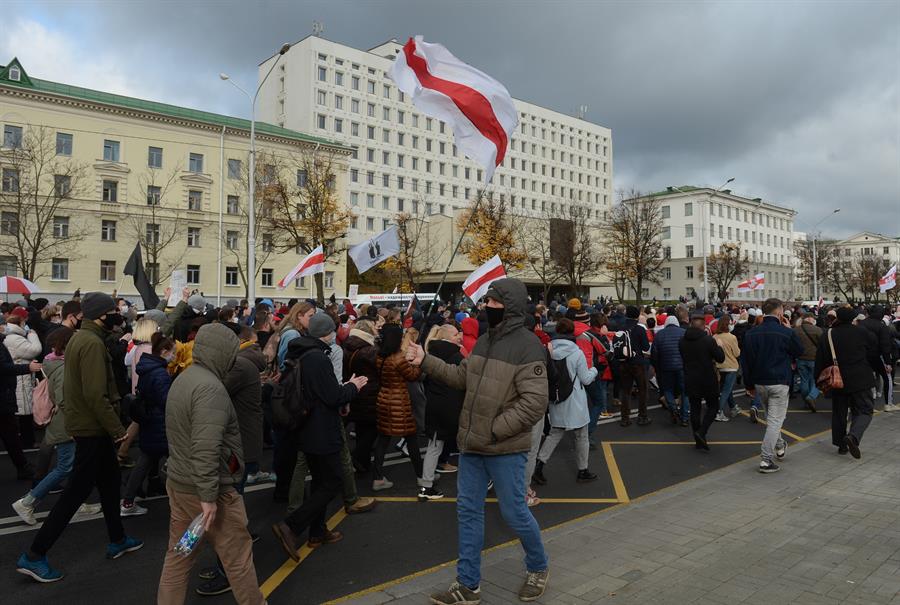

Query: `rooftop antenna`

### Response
(312, 21, 324, 37)
(577, 104, 588, 119)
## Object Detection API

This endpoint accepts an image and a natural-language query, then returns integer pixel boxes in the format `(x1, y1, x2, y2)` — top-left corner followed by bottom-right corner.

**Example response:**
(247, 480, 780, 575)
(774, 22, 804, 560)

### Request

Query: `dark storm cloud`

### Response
(8, 0, 900, 237)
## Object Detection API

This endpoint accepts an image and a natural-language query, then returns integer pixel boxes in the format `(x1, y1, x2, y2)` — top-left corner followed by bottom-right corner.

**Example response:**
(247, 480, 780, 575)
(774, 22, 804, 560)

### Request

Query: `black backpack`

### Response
(610, 330, 636, 362)
(547, 355, 575, 404)
(271, 350, 315, 431)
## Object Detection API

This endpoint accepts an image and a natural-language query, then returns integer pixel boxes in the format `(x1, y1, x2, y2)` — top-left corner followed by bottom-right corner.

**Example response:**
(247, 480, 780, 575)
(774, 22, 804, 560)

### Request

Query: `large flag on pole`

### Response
(390, 36, 517, 184)
(879, 265, 896, 292)
(463, 255, 506, 303)
(278, 245, 325, 290)
(736, 273, 766, 293)
(123, 243, 159, 309)
(348, 225, 401, 274)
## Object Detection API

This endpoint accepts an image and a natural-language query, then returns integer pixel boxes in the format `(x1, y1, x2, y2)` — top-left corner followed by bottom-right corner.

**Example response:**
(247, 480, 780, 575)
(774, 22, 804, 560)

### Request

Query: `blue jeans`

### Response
(586, 379, 609, 440)
(662, 369, 690, 421)
(457, 452, 548, 588)
(718, 372, 738, 413)
(30, 441, 75, 501)
(796, 360, 820, 401)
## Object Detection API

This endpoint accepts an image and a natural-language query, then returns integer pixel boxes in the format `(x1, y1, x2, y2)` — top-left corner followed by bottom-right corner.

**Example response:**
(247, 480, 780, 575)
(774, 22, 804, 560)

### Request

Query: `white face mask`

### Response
(162, 351, 175, 363)
(119, 305, 128, 314)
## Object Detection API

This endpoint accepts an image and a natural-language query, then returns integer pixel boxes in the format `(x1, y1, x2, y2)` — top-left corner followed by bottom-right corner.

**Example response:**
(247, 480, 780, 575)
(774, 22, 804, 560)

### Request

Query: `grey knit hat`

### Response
(82, 292, 116, 320)
(187, 294, 206, 312)
(144, 309, 166, 324)
(308, 312, 335, 338)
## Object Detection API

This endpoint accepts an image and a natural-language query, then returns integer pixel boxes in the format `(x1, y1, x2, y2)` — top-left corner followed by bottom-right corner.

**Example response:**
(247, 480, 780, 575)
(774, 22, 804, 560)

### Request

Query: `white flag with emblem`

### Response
(348, 225, 401, 274)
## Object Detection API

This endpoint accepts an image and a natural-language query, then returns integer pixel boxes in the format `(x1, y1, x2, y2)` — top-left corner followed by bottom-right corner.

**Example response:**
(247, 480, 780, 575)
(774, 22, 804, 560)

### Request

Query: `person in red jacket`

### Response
(460, 317, 480, 356)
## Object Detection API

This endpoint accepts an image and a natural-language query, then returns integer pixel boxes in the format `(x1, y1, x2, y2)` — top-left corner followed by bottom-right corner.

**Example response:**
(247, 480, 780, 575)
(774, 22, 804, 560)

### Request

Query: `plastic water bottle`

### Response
(173, 513, 205, 556)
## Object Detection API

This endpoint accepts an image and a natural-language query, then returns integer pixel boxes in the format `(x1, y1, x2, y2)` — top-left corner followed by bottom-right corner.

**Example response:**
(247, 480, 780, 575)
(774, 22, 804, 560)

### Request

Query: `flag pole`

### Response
(425, 190, 484, 314)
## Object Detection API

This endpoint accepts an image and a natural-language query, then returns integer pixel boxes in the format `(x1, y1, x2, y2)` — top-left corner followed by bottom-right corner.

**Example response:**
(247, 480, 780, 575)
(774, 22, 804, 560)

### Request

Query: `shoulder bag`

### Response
(816, 329, 843, 393)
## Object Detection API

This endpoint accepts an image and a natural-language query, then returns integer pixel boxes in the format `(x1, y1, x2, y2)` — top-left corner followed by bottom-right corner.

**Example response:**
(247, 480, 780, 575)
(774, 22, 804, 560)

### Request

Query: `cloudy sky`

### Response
(3, 0, 898, 238)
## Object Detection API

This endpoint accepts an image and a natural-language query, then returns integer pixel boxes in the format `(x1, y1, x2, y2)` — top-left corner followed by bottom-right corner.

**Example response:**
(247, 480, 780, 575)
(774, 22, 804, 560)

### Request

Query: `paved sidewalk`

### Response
(339, 412, 900, 605)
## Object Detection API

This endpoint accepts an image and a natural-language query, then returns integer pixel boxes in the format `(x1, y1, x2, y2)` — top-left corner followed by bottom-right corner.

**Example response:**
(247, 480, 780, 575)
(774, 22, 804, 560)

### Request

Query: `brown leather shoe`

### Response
(344, 496, 377, 514)
(272, 522, 302, 562)
(307, 529, 343, 548)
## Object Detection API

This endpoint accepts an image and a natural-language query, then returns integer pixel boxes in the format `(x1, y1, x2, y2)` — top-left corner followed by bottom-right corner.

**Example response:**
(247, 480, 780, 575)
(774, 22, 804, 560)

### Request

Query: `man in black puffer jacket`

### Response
(0, 335, 40, 479)
(859, 305, 894, 408)
(679, 313, 725, 451)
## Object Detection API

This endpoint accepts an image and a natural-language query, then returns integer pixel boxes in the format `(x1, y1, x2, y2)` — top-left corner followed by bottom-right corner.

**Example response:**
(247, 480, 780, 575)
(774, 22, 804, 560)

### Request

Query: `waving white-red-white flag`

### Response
(879, 265, 896, 292)
(463, 255, 506, 303)
(278, 245, 324, 289)
(390, 36, 517, 184)
(736, 273, 766, 293)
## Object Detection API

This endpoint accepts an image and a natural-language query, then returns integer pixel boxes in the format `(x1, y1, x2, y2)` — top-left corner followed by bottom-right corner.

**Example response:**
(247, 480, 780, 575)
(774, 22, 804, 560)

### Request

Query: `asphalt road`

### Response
(0, 386, 894, 605)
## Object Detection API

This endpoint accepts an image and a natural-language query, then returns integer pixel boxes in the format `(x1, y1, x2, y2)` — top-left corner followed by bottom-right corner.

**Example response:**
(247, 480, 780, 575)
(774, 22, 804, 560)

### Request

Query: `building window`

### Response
(350, 168, 358, 183)
(662, 267, 671, 280)
(382, 196, 390, 210)
(187, 226, 201, 247)
(686, 266, 694, 279)
(663, 246, 671, 259)
(317, 114, 326, 129)
(226, 230, 239, 250)
(350, 192, 359, 206)
(103, 139, 120, 162)
(325, 271, 334, 288)
(351, 122, 359, 136)
(352, 75, 360, 90)
(334, 118, 343, 133)
(318, 66, 327, 81)
(366, 171, 375, 185)
(188, 190, 202, 211)
(1, 168, 18, 193)
(262, 233, 273, 252)
(101, 219, 117, 241)
(3, 125, 23, 149)
(662, 226, 671, 239)
(382, 173, 389, 187)
(261, 268, 274, 287)
(366, 217, 374, 231)
(53, 216, 69, 238)
(684, 202, 693, 217)
(661, 205, 670, 219)
(334, 95, 343, 110)
(685, 224, 694, 238)
(366, 193, 374, 208)
(100, 260, 116, 282)
(367, 125, 375, 140)
(686, 244, 694, 258)
(56, 132, 73, 156)
(227, 195, 240, 215)
(186, 264, 200, 284)
(317, 90, 326, 105)
(102, 180, 118, 202)
(663, 288, 671, 299)
(295, 275, 306, 289)
(383, 107, 391, 121)
(146, 185, 161, 206)
(52, 258, 69, 281)
(189, 153, 204, 173)
(146, 223, 160, 245)
(335, 71, 344, 86)
(225, 266, 238, 286)
(0, 256, 16, 276)
(367, 80, 375, 94)
(228, 158, 242, 179)
(54, 175, 71, 198)
(148, 146, 163, 168)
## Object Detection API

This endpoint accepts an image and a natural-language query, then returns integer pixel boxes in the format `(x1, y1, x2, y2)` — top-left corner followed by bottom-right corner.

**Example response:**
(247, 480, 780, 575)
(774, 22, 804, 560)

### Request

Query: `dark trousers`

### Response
(18, 414, 35, 449)
(687, 390, 720, 438)
(0, 413, 28, 470)
(31, 435, 124, 556)
(122, 452, 163, 502)
(617, 363, 648, 420)
(284, 451, 342, 539)
(832, 389, 874, 446)
(372, 433, 423, 481)
(273, 428, 298, 500)
(351, 421, 379, 473)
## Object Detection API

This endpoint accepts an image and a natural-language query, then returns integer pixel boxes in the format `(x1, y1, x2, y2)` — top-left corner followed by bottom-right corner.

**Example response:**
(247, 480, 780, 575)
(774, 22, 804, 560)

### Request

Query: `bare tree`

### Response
(125, 166, 186, 287)
(515, 212, 565, 302)
(382, 206, 443, 292)
(604, 189, 666, 305)
(551, 204, 605, 298)
(265, 149, 353, 304)
(456, 190, 526, 269)
(823, 252, 856, 303)
(702, 242, 750, 301)
(852, 253, 893, 303)
(0, 126, 88, 280)
(794, 237, 838, 299)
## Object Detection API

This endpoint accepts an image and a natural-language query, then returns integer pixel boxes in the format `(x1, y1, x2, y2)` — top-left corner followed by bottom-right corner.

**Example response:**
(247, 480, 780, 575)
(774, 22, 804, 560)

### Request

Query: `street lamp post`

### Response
(670, 178, 733, 303)
(810, 208, 841, 301)
(220, 42, 290, 304)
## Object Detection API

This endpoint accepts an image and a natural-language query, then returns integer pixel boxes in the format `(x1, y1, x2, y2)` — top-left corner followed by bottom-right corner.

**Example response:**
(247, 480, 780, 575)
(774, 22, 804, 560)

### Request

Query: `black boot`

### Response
(576, 469, 598, 483)
(532, 460, 547, 486)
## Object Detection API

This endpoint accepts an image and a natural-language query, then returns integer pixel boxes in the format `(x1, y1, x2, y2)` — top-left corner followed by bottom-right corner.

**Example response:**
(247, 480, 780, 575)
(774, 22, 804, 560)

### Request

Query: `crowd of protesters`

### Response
(0, 284, 897, 604)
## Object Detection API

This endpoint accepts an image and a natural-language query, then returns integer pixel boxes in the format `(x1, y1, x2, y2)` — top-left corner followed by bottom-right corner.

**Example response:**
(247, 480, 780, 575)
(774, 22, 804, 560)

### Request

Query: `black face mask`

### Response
(486, 306, 505, 328)
(74, 318, 83, 330)
(101, 313, 123, 331)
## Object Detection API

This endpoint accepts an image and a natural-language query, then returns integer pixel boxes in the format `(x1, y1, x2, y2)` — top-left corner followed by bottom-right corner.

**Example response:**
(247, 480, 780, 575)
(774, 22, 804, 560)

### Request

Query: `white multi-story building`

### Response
(257, 36, 613, 245)
(625, 187, 797, 302)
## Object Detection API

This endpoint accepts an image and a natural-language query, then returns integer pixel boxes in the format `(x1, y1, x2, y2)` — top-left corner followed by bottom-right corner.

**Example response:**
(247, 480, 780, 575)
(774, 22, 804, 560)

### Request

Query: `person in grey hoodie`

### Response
(532, 318, 599, 484)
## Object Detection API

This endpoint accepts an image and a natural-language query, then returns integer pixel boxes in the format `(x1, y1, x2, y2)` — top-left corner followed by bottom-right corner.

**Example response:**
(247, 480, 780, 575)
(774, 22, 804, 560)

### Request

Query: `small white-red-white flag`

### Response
(390, 36, 517, 184)
(278, 245, 324, 289)
(879, 265, 896, 292)
(736, 272, 766, 293)
(463, 255, 506, 303)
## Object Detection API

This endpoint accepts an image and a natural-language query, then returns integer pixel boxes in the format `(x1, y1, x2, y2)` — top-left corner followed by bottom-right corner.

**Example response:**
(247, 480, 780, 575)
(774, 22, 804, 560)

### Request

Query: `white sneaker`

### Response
(775, 444, 786, 459)
(714, 411, 730, 422)
(76, 503, 102, 516)
(883, 403, 899, 412)
(372, 478, 394, 491)
(245, 471, 276, 485)
(120, 501, 148, 517)
(12, 498, 36, 525)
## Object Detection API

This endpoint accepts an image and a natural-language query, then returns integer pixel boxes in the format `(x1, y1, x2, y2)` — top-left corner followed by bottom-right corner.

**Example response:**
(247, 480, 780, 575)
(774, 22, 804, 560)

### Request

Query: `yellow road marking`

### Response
(739, 410, 810, 441)
(606, 440, 762, 445)
(372, 496, 619, 504)
(260, 508, 347, 598)
(601, 442, 630, 503)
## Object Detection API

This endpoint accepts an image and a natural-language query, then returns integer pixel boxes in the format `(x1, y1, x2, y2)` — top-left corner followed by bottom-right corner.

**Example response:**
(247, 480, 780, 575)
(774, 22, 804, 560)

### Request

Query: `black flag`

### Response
(123, 243, 160, 309)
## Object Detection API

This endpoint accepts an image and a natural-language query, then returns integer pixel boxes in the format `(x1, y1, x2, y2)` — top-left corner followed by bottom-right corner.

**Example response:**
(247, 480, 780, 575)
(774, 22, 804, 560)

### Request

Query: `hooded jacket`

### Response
(3, 324, 41, 415)
(679, 326, 726, 394)
(223, 343, 266, 466)
(342, 330, 380, 424)
(424, 338, 465, 441)
(421, 278, 548, 455)
(135, 353, 172, 457)
(165, 323, 243, 502)
(461, 317, 480, 356)
(63, 321, 125, 439)
(548, 337, 597, 430)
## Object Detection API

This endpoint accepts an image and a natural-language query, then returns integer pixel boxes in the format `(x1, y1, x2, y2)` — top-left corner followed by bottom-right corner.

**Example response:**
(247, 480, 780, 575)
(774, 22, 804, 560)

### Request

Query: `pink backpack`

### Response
(32, 371, 56, 427)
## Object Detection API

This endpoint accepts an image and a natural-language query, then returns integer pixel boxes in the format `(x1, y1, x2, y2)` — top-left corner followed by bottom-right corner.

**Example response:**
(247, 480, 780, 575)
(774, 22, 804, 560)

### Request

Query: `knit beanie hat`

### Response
(188, 294, 206, 312)
(836, 307, 856, 324)
(82, 292, 116, 320)
(308, 312, 336, 338)
(144, 309, 166, 324)
(568, 298, 582, 311)
(626, 305, 640, 319)
(664, 316, 679, 327)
